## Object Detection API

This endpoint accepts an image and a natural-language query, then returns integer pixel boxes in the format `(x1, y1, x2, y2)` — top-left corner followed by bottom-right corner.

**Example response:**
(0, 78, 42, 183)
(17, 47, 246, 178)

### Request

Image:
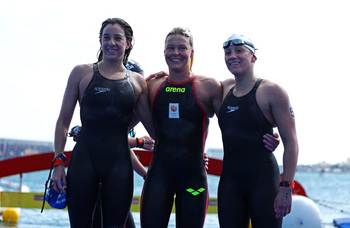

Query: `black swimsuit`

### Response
(217, 79, 282, 228)
(141, 76, 209, 228)
(67, 63, 135, 228)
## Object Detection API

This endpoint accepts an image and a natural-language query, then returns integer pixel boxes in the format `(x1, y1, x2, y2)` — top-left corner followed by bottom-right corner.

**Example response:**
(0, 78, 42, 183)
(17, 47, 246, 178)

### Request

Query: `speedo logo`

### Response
(165, 87, 186, 93)
(94, 87, 110, 94)
(227, 106, 239, 113)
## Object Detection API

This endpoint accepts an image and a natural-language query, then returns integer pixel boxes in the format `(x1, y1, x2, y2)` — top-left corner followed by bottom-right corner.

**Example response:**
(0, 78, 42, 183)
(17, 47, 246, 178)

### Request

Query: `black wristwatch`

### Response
(279, 181, 295, 189)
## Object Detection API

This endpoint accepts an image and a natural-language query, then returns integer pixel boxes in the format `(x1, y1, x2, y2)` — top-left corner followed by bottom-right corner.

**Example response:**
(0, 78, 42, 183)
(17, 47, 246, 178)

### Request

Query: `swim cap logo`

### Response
(165, 87, 186, 93)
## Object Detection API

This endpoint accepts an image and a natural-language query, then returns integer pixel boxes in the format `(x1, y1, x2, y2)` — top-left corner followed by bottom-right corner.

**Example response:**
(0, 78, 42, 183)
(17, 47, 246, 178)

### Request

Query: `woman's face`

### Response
(100, 23, 131, 62)
(164, 34, 193, 71)
(224, 45, 256, 75)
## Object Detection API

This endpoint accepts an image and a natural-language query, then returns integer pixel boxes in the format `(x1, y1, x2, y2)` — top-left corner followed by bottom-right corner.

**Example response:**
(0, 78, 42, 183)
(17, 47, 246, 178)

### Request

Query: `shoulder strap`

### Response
(93, 63, 99, 74)
(253, 78, 263, 90)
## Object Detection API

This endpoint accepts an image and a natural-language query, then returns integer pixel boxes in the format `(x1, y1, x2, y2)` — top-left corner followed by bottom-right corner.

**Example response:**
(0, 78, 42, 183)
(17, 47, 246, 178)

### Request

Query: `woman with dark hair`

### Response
(97, 18, 134, 66)
(51, 17, 154, 227)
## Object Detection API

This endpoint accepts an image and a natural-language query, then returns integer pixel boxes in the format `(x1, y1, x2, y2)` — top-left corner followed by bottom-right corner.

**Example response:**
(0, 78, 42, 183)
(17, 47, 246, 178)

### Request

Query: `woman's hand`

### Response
(263, 133, 280, 152)
(51, 165, 67, 194)
(145, 71, 169, 82)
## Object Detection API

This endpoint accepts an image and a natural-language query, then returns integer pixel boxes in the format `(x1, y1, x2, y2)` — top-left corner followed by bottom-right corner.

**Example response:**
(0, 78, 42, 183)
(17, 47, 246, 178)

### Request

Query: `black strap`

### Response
(93, 63, 99, 74)
(40, 159, 55, 213)
(40, 153, 65, 213)
(253, 78, 263, 90)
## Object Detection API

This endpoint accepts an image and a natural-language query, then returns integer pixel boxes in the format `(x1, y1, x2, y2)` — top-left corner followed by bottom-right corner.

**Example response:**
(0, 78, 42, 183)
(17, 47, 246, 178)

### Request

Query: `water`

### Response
(1, 170, 350, 227)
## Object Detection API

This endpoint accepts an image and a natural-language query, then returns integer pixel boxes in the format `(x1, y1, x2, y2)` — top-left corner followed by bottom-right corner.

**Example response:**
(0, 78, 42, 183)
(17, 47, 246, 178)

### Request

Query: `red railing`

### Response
(0, 150, 223, 178)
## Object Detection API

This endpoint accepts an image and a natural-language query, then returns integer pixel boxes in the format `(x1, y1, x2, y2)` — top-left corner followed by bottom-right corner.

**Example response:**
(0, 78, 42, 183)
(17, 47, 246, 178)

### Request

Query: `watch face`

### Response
(280, 181, 290, 187)
(279, 181, 295, 189)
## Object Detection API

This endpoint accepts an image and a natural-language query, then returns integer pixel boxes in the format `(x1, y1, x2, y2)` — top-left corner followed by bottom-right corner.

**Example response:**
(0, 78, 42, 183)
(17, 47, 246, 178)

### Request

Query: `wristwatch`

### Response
(279, 181, 295, 189)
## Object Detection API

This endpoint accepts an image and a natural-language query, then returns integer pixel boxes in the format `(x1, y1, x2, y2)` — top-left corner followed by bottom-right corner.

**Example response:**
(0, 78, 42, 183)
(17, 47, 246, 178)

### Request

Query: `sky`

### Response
(0, 0, 349, 165)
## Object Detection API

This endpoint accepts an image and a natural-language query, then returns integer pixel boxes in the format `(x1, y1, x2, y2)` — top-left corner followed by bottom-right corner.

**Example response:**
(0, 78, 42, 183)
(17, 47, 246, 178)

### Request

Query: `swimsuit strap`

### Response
(253, 78, 263, 90)
(228, 78, 263, 97)
(93, 63, 99, 74)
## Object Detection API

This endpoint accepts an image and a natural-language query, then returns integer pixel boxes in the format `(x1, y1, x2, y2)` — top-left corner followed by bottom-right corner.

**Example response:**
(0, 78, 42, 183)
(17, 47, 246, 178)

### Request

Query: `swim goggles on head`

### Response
(223, 35, 257, 53)
(223, 39, 253, 48)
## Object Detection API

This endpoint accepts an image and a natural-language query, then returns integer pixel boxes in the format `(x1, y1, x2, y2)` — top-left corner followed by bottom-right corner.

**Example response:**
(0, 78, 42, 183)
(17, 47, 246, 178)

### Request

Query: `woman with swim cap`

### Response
(51, 17, 155, 227)
(218, 34, 298, 227)
(142, 29, 281, 228)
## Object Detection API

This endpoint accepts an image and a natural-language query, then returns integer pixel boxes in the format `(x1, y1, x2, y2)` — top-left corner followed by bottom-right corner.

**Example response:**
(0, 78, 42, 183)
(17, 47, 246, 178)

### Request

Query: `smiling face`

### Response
(224, 45, 256, 76)
(164, 34, 193, 72)
(100, 23, 131, 63)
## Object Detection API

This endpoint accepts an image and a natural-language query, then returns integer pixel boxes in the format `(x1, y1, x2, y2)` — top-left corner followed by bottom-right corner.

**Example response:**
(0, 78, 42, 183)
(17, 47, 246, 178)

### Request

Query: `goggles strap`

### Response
(40, 156, 58, 213)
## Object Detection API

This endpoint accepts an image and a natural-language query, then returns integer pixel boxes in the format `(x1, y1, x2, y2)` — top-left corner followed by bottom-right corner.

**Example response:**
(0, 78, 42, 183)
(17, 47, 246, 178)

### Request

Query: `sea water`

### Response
(1, 170, 349, 228)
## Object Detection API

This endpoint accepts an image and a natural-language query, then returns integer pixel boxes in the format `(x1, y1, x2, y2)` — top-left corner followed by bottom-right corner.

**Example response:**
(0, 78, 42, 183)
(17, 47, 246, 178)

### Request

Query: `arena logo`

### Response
(165, 87, 186, 93)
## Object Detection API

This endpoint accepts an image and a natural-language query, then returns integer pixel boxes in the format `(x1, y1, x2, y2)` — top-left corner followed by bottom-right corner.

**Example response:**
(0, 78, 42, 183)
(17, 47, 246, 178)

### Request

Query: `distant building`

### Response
(0, 138, 53, 160)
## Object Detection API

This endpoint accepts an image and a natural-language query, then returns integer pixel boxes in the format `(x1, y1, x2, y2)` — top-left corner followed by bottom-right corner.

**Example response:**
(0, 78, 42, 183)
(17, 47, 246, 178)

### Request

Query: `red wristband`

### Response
(137, 138, 144, 148)
(54, 159, 64, 167)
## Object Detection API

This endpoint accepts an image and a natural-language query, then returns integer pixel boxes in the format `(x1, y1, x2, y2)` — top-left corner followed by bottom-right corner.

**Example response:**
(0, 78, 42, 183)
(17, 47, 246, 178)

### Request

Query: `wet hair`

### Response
(97, 18, 134, 66)
(165, 27, 193, 48)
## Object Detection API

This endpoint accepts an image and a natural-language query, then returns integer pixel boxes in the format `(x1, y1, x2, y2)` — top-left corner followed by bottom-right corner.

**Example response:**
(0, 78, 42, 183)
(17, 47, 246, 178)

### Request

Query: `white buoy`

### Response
(283, 195, 322, 228)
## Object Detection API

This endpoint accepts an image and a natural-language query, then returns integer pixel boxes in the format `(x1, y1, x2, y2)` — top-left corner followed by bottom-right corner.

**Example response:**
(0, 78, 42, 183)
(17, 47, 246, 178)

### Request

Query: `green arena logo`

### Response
(186, 188, 205, 196)
(165, 87, 186, 93)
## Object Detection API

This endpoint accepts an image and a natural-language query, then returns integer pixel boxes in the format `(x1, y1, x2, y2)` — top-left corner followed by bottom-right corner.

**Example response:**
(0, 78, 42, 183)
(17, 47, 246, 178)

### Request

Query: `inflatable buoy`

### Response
(2, 207, 21, 223)
(282, 195, 322, 228)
